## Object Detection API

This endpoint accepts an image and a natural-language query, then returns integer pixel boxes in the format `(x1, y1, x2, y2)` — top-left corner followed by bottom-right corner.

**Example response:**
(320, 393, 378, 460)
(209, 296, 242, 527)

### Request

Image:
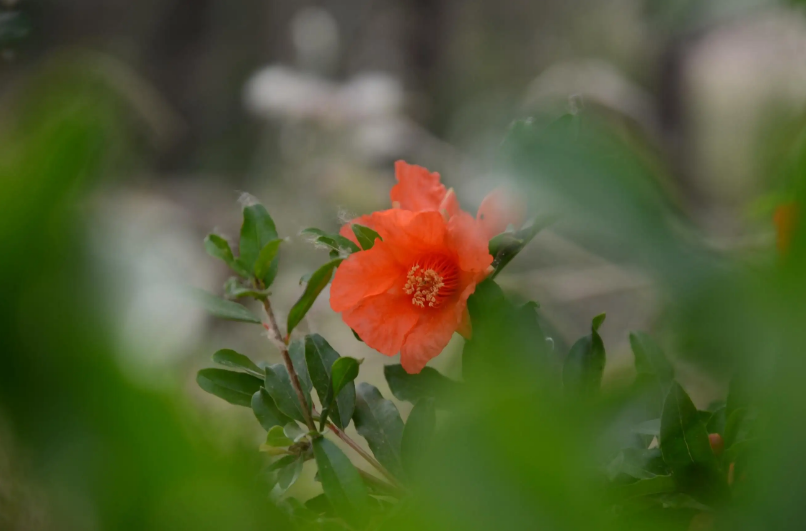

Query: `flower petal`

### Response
(330, 241, 404, 312)
(399, 308, 459, 374)
(476, 187, 526, 240)
(390, 160, 447, 212)
(446, 210, 493, 272)
(343, 293, 420, 356)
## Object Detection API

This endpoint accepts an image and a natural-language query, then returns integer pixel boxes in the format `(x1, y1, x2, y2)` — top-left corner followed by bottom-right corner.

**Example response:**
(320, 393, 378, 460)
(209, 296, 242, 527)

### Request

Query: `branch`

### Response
(261, 298, 317, 432)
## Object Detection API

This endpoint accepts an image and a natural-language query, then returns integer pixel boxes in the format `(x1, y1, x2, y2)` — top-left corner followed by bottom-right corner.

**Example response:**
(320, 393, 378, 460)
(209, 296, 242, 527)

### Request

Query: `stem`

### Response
(326, 420, 406, 491)
(261, 298, 317, 432)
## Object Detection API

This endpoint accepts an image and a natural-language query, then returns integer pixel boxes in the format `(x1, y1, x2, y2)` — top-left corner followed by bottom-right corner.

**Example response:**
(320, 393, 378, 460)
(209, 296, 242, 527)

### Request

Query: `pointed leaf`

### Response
(212, 349, 263, 378)
(287, 259, 342, 335)
(563, 315, 606, 398)
(239, 203, 279, 271)
(613, 475, 676, 500)
(319, 356, 361, 430)
(401, 398, 436, 478)
(353, 383, 404, 478)
(288, 339, 312, 393)
(251, 388, 292, 430)
(591, 313, 606, 332)
(660, 382, 728, 504)
(254, 238, 283, 284)
(266, 425, 294, 447)
(196, 368, 262, 407)
(305, 334, 357, 429)
(189, 288, 262, 324)
(276, 456, 303, 494)
(384, 364, 460, 406)
(264, 363, 312, 423)
(204, 234, 250, 277)
(352, 224, 381, 250)
(313, 437, 369, 525)
(267, 454, 298, 472)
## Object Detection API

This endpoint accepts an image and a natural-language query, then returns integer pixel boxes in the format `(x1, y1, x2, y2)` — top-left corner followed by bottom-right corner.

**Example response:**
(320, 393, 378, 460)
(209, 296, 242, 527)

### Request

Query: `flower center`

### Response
(403, 256, 459, 308)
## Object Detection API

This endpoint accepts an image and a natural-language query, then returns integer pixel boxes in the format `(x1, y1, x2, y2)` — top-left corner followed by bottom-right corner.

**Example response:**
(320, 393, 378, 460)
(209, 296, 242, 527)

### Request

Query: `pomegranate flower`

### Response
(330, 208, 493, 373)
(343, 161, 525, 242)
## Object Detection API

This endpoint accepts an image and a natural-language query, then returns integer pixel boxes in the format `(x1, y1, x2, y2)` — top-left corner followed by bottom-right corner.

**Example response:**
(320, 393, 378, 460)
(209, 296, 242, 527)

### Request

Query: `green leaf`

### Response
(706, 406, 726, 435)
(266, 425, 294, 447)
(352, 224, 381, 250)
(613, 475, 676, 500)
(254, 238, 282, 284)
(196, 368, 263, 407)
(251, 388, 292, 431)
(239, 203, 279, 271)
(606, 448, 668, 481)
(591, 312, 606, 332)
(302, 227, 360, 254)
(267, 454, 298, 472)
(287, 259, 342, 336)
(488, 215, 555, 278)
(304, 493, 334, 516)
(384, 364, 460, 406)
(313, 437, 370, 526)
(629, 332, 674, 382)
(563, 314, 606, 398)
(276, 456, 303, 493)
(223, 277, 270, 299)
(319, 356, 361, 431)
(353, 383, 404, 478)
(264, 364, 312, 423)
(204, 234, 250, 277)
(724, 407, 758, 449)
(401, 398, 436, 478)
(283, 422, 306, 442)
(189, 288, 262, 324)
(304, 334, 357, 430)
(660, 382, 728, 504)
(212, 349, 263, 378)
(288, 340, 312, 393)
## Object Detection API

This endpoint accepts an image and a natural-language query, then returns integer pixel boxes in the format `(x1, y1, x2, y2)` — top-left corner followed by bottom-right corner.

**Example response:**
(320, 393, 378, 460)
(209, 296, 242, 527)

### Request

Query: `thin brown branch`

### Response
(261, 298, 317, 432)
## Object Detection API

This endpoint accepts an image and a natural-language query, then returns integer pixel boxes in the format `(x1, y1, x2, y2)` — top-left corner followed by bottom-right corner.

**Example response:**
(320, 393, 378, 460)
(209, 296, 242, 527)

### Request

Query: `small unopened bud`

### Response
(708, 433, 724, 456)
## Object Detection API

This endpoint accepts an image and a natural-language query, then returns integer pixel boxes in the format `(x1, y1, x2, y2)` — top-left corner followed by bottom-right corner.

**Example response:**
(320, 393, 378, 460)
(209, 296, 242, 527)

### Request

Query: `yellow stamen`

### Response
(404, 264, 445, 308)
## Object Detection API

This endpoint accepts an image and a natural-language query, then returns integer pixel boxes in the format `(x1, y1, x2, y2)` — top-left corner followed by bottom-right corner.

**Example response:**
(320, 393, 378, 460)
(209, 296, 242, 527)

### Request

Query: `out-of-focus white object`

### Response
(686, 8, 806, 206)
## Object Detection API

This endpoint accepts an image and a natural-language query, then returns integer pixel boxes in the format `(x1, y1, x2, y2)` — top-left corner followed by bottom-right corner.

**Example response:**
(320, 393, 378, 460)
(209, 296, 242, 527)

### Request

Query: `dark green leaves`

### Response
(264, 364, 312, 423)
(204, 234, 250, 277)
(304, 334, 356, 430)
(384, 364, 459, 406)
(351, 224, 381, 250)
(607, 448, 669, 481)
(313, 437, 369, 525)
(488, 215, 554, 278)
(319, 357, 361, 431)
(563, 313, 606, 398)
(265, 425, 294, 447)
(196, 368, 263, 407)
(660, 382, 728, 504)
(287, 259, 342, 336)
(301, 227, 360, 255)
(353, 383, 405, 478)
(212, 349, 263, 378)
(239, 203, 279, 272)
(401, 398, 436, 477)
(190, 288, 262, 324)
(254, 238, 282, 284)
(251, 388, 292, 431)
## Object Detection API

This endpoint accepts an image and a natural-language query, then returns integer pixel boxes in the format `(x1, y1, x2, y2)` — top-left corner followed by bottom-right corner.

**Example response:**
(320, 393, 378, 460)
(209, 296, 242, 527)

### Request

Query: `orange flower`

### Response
(774, 203, 797, 254)
(341, 161, 524, 243)
(330, 208, 493, 373)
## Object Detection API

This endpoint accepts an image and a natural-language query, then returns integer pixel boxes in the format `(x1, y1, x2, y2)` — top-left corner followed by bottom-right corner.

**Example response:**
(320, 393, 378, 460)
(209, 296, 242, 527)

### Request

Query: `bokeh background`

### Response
(3, 0, 806, 529)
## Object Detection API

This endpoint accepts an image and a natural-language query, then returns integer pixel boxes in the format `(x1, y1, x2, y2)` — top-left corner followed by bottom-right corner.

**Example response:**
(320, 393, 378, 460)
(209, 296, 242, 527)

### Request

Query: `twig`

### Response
(261, 298, 317, 432)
